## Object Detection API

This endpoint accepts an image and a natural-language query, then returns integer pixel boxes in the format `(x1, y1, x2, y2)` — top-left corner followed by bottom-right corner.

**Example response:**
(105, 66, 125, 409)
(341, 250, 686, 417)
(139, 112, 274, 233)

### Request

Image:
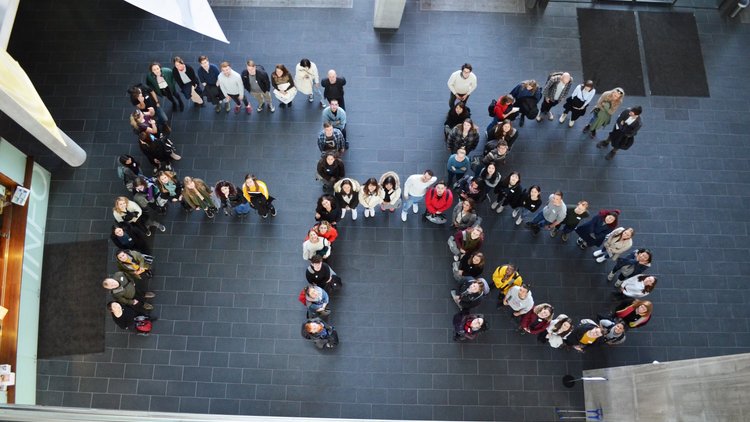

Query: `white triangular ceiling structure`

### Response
(123, 0, 229, 44)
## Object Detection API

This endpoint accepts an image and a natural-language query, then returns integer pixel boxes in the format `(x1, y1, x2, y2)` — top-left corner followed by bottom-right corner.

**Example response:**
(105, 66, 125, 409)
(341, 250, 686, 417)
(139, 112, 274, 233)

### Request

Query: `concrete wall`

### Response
(584, 353, 750, 421)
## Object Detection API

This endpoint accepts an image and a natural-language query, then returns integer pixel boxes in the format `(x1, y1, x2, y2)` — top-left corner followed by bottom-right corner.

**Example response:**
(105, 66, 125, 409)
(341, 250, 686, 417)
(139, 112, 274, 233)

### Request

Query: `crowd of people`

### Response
(102, 54, 657, 355)
(104, 55, 349, 333)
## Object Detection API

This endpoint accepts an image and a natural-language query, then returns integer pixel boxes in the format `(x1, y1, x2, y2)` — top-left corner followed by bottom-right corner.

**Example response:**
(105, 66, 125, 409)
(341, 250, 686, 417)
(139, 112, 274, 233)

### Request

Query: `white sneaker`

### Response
(535, 115, 542, 122)
(568, 120, 575, 128)
(497, 205, 504, 214)
(352, 209, 358, 220)
(401, 211, 407, 222)
(595, 256, 607, 263)
(490, 201, 498, 210)
(559, 113, 567, 123)
(412, 203, 418, 213)
(516, 216, 523, 225)
(593, 249, 604, 257)
(548, 112, 554, 121)
(512, 209, 520, 218)
(341, 209, 347, 219)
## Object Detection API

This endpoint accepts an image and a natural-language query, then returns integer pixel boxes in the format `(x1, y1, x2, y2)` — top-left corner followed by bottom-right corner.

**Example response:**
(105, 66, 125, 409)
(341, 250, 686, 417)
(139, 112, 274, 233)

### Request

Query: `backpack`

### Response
(487, 99, 497, 117)
(134, 316, 152, 335)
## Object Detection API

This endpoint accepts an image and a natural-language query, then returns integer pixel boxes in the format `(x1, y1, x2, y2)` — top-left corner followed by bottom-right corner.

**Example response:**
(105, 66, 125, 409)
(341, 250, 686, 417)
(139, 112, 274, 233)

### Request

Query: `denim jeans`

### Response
(529, 212, 552, 228)
(403, 194, 424, 212)
(234, 202, 251, 215)
(514, 207, 536, 223)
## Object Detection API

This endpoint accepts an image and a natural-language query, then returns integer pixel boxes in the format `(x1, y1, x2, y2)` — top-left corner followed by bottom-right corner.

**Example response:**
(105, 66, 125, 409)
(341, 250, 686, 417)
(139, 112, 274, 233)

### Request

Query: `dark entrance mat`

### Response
(37, 240, 108, 359)
(577, 9, 645, 97)
(638, 11, 710, 97)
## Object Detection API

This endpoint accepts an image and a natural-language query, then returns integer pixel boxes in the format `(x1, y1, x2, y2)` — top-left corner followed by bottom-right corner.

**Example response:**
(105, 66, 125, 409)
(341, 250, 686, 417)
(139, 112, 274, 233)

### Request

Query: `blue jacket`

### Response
(197, 63, 220, 86)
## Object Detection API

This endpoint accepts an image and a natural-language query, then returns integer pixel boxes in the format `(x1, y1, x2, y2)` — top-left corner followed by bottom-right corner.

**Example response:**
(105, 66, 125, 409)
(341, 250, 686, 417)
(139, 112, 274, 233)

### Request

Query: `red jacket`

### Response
(519, 311, 550, 334)
(425, 187, 453, 214)
(493, 100, 510, 120)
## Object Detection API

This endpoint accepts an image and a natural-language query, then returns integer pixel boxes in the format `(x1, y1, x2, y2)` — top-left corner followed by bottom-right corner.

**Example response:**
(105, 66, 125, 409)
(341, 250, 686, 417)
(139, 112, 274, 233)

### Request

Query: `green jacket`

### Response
(110, 271, 137, 306)
(146, 67, 177, 94)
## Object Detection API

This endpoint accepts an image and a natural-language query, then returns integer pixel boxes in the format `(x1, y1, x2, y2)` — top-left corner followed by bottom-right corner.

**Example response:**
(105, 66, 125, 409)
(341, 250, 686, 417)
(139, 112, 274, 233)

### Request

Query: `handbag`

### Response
(190, 86, 204, 104)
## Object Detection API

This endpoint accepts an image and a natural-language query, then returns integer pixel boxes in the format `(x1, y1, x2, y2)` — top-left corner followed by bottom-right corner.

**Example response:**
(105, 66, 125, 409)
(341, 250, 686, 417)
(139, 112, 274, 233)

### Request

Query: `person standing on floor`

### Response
(401, 170, 437, 222)
(102, 272, 154, 311)
(424, 181, 454, 225)
(444, 102, 471, 139)
(575, 209, 620, 250)
(597, 106, 643, 160)
(303, 284, 330, 319)
(241, 59, 275, 113)
(451, 278, 490, 311)
(333, 178, 360, 221)
(197, 55, 224, 112)
(492, 264, 523, 304)
(537, 72, 573, 122)
(358, 177, 384, 219)
(447, 63, 477, 107)
(594, 227, 635, 263)
(321, 69, 346, 110)
(322, 99, 347, 141)
(172, 56, 203, 108)
(509, 80, 542, 127)
(314, 195, 340, 226)
(612, 299, 653, 329)
(607, 248, 652, 283)
(448, 225, 484, 262)
(301, 317, 339, 349)
(452, 312, 489, 342)
(446, 118, 480, 155)
(110, 223, 150, 254)
(583, 87, 624, 139)
(113, 196, 165, 236)
(305, 255, 342, 292)
(518, 303, 554, 335)
(316, 153, 345, 192)
(525, 191, 566, 236)
(486, 120, 519, 151)
(453, 251, 485, 282)
(146, 62, 184, 112)
(565, 320, 603, 352)
(543, 314, 573, 348)
(559, 80, 596, 128)
(451, 199, 481, 231)
(491, 171, 522, 213)
(317, 122, 346, 157)
(115, 249, 153, 298)
(616, 275, 658, 299)
(550, 200, 590, 242)
(214, 180, 250, 217)
(294, 58, 325, 107)
(108, 301, 151, 332)
(446, 147, 470, 187)
(242, 174, 277, 218)
(218, 61, 251, 114)
(502, 284, 534, 316)
(512, 185, 542, 226)
(379, 171, 402, 214)
(486, 94, 517, 134)
(182, 176, 218, 218)
(302, 230, 331, 261)
(271, 64, 298, 108)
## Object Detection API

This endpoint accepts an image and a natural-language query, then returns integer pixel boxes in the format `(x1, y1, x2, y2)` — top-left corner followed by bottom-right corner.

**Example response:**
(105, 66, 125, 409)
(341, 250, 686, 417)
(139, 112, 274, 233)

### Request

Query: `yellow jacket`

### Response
(492, 265, 523, 295)
(242, 179, 270, 202)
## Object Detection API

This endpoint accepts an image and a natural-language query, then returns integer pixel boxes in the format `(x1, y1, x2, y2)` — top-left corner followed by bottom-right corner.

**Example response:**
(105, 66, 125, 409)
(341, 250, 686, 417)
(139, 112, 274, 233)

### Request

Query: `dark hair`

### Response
(500, 95, 514, 105)
(322, 121, 333, 129)
(198, 55, 208, 63)
(637, 248, 653, 263)
(470, 252, 485, 267)
(106, 301, 118, 312)
(462, 117, 473, 126)
(502, 171, 520, 186)
(382, 175, 396, 189)
(114, 249, 132, 260)
(340, 179, 353, 192)
(552, 317, 573, 335)
(471, 315, 488, 333)
(463, 198, 476, 212)
(173, 56, 185, 65)
(300, 58, 311, 68)
(214, 180, 237, 199)
(640, 275, 658, 293)
(435, 180, 447, 188)
(118, 154, 134, 166)
(584, 80, 594, 88)
(454, 101, 465, 110)
(317, 194, 334, 208)
(520, 283, 532, 290)
(461, 63, 472, 72)
(133, 176, 149, 190)
(363, 178, 379, 193)
(424, 169, 434, 177)
(149, 62, 161, 72)
(554, 191, 564, 199)
(274, 64, 290, 76)
(528, 185, 541, 195)
(309, 255, 323, 264)
(631, 106, 643, 115)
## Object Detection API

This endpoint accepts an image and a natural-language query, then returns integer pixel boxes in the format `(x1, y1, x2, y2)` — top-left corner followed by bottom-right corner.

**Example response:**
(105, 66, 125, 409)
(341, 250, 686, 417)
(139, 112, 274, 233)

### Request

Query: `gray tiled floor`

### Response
(2, 0, 750, 421)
